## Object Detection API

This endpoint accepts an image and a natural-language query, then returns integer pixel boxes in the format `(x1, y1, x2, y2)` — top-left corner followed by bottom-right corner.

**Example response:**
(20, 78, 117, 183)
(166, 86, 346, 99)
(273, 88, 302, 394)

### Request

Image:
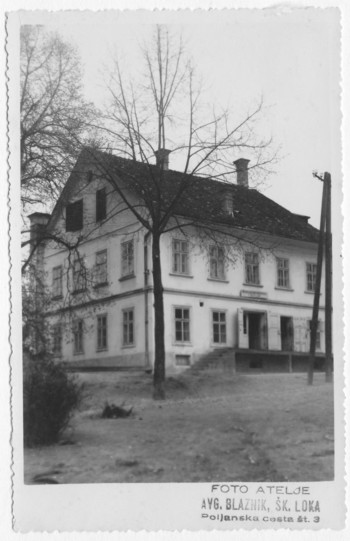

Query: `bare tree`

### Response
(20, 25, 96, 209)
(83, 26, 277, 399)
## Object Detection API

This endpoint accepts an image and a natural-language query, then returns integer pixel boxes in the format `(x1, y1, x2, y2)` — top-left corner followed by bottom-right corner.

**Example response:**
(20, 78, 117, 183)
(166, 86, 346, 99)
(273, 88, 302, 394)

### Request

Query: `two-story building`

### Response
(29, 148, 325, 372)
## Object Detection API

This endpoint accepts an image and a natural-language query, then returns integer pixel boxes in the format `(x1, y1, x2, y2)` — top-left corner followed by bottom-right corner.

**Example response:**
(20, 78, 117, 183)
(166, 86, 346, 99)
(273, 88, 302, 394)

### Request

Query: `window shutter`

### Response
(267, 312, 281, 350)
(294, 317, 308, 352)
(237, 308, 248, 349)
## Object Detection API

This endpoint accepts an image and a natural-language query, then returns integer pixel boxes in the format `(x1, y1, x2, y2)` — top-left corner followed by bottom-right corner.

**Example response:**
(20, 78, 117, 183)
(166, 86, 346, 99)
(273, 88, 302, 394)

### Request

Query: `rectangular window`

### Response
(210, 246, 225, 280)
(277, 258, 290, 288)
(73, 320, 84, 354)
(308, 320, 321, 349)
(174, 307, 190, 342)
(172, 239, 189, 274)
(121, 240, 134, 277)
(96, 188, 107, 222)
(245, 252, 260, 285)
(97, 314, 108, 350)
(66, 200, 83, 232)
(123, 309, 134, 346)
(95, 250, 108, 285)
(212, 311, 227, 343)
(175, 355, 191, 366)
(52, 324, 62, 355)
(73, 257, 86, 292)
(306, 262, 317, 291)
(52, 265, 63, 298)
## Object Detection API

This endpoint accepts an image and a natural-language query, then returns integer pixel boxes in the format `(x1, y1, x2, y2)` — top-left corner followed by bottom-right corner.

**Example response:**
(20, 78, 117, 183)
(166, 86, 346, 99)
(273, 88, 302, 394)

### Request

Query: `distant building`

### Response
(28, 148, 325, 372)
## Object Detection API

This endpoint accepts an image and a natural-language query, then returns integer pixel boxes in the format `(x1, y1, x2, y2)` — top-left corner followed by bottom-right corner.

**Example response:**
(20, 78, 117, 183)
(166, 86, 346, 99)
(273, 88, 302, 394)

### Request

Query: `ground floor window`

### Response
(174, 307, 190, 342)
(73, 319, 84, 354)
(175, 355, 191, 366)
(212, 311, 226, 343)
(123, 309, 134, 346)
(97, 314, 108, 350)
(52, 324, 62, 355)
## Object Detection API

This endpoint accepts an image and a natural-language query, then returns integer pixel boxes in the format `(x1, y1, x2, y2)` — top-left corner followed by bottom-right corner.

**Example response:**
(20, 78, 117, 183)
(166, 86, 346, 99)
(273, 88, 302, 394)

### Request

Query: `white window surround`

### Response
(172, 239, 190, 275)
(122, 308, 135, 347)
(173, 305, 192, 344)
(72, 256, 86, 292)
(211, 309, 227, 345)
(306, 262, 317, 292)
(244, 252, 260, 285)
(52, 323, 62, 355)
(95, 249, 108, 286)
(73, 319, 84, 354)
(209, 245, 226, 281)
(97, 313, 108, 351)
(121, 240, 134, 278)
(276, 257, 290, 289)
(52, 265, 63, 298)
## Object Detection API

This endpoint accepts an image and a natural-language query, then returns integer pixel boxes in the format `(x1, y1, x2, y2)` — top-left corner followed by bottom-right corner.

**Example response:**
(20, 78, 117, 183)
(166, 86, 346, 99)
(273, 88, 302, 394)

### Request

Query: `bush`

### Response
(23, 354, 82, 447)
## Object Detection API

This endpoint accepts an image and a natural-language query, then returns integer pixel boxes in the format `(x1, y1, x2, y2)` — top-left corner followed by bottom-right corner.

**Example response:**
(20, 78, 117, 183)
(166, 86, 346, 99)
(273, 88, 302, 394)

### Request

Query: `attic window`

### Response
(96, 188, 107, 222)
(66, 200, 83, 232)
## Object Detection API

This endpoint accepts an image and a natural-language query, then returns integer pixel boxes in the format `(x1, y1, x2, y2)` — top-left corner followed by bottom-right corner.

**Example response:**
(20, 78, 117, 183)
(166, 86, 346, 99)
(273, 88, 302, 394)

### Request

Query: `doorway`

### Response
(247, 312, 268, 350)
(280, 316, 294, 351)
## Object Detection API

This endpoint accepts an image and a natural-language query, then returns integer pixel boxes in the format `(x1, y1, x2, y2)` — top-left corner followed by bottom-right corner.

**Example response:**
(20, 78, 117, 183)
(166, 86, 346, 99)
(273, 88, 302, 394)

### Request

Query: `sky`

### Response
(20, 8, 341, 227)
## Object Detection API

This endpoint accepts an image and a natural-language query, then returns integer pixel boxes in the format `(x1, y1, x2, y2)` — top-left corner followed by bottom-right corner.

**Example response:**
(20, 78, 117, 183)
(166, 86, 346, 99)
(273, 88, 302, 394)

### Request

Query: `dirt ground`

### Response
(24, 369, 334, 484)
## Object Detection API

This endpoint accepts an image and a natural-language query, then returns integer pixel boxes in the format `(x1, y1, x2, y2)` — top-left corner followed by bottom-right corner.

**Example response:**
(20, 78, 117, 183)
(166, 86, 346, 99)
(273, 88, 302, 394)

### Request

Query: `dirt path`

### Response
(24, 371, 334, 484)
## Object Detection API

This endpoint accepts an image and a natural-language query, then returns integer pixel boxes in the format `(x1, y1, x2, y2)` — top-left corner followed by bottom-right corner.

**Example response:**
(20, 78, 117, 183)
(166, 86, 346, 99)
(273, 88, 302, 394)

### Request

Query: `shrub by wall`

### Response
(23, 354, 82, 447)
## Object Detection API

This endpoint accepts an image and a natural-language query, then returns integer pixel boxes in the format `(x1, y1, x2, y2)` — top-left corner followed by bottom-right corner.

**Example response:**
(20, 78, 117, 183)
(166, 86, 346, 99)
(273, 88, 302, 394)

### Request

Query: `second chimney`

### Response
(234, 158, 250, 188)
(155, 149, 171, 170)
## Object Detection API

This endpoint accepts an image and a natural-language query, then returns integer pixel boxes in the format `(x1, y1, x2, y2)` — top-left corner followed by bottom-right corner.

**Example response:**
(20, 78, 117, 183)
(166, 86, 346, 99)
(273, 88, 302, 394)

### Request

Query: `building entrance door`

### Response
(280, 316, 294, 351)
(247, 312, 268, 350)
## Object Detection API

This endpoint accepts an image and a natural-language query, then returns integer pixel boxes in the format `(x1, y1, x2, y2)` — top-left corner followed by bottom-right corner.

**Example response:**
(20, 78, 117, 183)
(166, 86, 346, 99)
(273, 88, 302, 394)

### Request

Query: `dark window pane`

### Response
(96, 188, 107, 222)
(66, 200, 83, 232)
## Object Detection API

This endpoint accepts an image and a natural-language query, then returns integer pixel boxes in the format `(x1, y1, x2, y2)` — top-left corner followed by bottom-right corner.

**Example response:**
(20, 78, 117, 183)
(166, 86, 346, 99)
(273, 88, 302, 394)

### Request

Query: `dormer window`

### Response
(96, 188, 107, 222)
(66, 200, 83, 232)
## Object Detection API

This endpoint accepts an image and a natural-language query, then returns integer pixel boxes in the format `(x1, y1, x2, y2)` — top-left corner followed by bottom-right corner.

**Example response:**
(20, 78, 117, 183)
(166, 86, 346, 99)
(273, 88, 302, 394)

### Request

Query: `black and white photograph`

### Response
(3, 1, 348, 534)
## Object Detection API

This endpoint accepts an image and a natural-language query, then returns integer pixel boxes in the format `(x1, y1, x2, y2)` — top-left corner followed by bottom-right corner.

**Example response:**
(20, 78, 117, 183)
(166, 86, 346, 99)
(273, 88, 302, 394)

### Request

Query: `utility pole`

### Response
(307, 174, 327, 385)
(324, 172, 333, 382)
(307, 171, 332, 385)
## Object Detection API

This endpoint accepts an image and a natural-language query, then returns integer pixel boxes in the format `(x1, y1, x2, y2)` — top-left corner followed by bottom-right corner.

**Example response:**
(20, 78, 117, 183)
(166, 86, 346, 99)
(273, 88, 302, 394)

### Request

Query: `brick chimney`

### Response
(28, 212, 50, 244)
(155, 149, 171, 170)
(234, 158, 250, 188)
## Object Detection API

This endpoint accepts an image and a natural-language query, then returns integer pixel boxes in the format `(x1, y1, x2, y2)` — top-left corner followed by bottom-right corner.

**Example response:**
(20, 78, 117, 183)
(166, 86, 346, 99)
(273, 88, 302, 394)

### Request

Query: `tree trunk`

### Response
(152, 231, 166, 400)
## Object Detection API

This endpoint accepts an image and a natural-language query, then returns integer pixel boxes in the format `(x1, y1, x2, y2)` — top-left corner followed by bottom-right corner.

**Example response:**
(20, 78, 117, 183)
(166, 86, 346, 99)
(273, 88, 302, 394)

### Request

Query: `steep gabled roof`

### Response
(49, 148, 319, 244)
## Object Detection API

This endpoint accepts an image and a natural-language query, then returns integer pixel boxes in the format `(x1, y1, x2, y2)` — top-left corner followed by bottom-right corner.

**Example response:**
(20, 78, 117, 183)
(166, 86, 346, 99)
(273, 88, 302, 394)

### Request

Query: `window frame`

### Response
(276, 257, 290, 289)
(212, 310, 227, 344)
(52, 265, 63, 298)
(306, 262, 317, 292)
(73, 319, 84, 354)
(96, 187, 107, 222)
(66, 199, 83, 232)
(172, 239, 190, 275)
(244, 252, 260, 285)
(97, 313, 108, 351)
(52, 323, 62, 355)
(121, 240, 134, 278)
(72, 256, 87, 293)
(209, 245, 225, 280)
(122, 308, 135, 347)
(174, 306, 191, 344)
(95, 249, 108, 286)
